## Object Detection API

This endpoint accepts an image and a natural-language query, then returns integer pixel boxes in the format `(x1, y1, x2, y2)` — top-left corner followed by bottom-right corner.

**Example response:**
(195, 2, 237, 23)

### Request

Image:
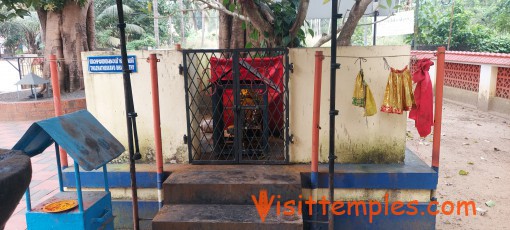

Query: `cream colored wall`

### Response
(83, 46, 410, 164)
(289, 46, 411, 163)
(82, 50, 188, 163)
(301, 188, 431, 202)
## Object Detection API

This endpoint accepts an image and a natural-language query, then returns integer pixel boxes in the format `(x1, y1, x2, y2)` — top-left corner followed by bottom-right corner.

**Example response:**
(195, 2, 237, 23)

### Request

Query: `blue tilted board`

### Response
(12, 110, 125, 171)
(13, 110, 125, 230)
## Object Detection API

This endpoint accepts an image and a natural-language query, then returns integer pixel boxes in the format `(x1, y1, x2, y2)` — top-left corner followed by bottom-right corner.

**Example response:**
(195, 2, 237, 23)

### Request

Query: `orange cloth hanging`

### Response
(380, 66, 415, 114)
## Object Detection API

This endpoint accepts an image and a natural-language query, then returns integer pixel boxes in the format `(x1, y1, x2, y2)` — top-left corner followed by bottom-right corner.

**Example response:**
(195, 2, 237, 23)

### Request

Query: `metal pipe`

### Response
(311, 51, 324, 184)
(432, 46, 446, 172)
(74, 161, 84, 213)
(233, 51, 241, 163)
(312, 50, 324, 230)
(373, 10, 378, 45)
(284, 51, 291, 162)
(103, 165, 110, 193)
(55, 143, 64, 192)
(115, 0, 141, 228)
(148, 54, 164, 208)
(329, 1, 340, 229)
(50, 54, 68, 168)
(17, 58, 22, 80)
(25, 188, 31, 211)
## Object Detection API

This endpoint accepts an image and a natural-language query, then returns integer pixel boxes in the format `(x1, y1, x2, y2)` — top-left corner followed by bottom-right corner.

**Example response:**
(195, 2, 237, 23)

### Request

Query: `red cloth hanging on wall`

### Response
(210, 56, 284, 131)
(409, 59, 434, 137)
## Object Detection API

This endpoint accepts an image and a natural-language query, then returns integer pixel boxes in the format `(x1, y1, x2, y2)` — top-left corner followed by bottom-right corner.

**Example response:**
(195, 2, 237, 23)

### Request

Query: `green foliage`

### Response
(127, 34, 156, 50)
(0, 6, 29, 22)
(95, 0, 206, 48)
(268, 0, 307, 47)
(0, 12, 41, 54)
(490, 0, 510, 33)
(0, 0, 87, 21)
(94, 4, 145, 48)
(350, 17, 372, 46)
(97, 5, 135, 21)
(236, 0, 308, 48)
(479, 35, 510, 53)
(413, 0, 510, 53)
(157, 0, 203, 46)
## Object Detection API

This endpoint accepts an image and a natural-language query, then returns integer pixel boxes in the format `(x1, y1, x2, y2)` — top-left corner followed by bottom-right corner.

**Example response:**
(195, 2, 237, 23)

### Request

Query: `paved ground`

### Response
(1, 121, 59, 230)
(0, 90, 86, 102)
(1, 100, 508, 229)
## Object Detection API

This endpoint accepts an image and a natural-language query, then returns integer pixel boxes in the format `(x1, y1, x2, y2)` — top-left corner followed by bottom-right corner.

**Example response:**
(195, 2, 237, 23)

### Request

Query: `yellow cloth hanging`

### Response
(352, 70, 377, 116)
(380, 66, 415, 114)
(364, 86, 377, 116)
(352, 70, 366, 107)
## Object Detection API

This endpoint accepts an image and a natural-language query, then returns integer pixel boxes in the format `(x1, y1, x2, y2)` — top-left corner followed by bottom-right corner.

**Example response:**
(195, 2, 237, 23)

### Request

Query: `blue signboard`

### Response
(88, 55, 137, 73)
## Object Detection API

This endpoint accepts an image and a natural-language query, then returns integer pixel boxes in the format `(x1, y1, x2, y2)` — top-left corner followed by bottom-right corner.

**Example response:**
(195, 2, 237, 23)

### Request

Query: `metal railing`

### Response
(181, 48, 290, 164)
(3, 56, 45, 80)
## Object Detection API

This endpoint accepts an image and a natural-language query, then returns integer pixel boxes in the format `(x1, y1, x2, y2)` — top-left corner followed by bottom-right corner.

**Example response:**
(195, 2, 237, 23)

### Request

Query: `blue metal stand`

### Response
(13, 110, 125, 230)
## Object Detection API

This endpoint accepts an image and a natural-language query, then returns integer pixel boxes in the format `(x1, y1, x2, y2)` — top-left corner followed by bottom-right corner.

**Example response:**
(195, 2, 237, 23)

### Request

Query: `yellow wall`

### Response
(83, 46, 411, 164)
(289, 46, 410, 163)
(83, 50, 188, 163)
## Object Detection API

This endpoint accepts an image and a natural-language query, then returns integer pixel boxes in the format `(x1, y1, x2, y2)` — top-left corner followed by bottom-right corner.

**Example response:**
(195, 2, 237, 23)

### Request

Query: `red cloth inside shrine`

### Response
(209, 56, 284, 131)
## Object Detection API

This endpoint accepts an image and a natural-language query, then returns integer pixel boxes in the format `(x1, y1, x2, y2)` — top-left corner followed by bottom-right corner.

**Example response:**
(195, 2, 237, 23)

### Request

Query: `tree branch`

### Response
(195, 0, 249, 22)
(313, 25, 343, 47)
(337, 0, 372, 46)
(239, 0, 273, 38)
(359, 13, 394, 26)
(289, 0, 309, 38)
(313, 12, 395, 47)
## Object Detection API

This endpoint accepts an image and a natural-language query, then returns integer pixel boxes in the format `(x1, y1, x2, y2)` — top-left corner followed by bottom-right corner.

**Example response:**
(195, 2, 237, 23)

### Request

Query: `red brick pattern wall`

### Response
(0, 98, 86, 121)
(496, 67, 510, 99)
(444, 62, 481, 92)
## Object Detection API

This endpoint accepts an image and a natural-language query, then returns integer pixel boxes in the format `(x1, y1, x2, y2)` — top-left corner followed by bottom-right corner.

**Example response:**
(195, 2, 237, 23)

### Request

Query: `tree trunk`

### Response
(337, 0, 372, 46)
(37, 0, 94, 93)
(36, 10, 47, 44)
(60, 0, 92, 91)
(26, 32, 38, 54)
(218, 6, 232, 49)
(212, 0, 310, 49)
(191, 4, 198, 31)
(230, 16, 245, 49)
(86, 3, 96, 51)
(41, 10, 64, 90)
(239, 0, 273, 44)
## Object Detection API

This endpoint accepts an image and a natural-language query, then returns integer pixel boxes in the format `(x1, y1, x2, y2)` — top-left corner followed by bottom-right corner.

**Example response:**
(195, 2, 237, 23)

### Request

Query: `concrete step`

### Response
(152, 204, 302, 230)
(163, 165, 302, 205)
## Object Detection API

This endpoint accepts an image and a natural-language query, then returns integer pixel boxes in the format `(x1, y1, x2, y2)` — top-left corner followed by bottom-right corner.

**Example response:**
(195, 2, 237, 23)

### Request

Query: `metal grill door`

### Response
(182, 48, 290, 164)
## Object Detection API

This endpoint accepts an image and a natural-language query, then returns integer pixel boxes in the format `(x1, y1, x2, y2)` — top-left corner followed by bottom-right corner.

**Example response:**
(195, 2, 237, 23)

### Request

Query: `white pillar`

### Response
(477, 64, 498, 111)
(429, 59, 438, 90)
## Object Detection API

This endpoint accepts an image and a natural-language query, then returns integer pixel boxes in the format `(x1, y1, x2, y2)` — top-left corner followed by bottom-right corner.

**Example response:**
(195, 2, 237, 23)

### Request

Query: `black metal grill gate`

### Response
(182, 48, 290, 164)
